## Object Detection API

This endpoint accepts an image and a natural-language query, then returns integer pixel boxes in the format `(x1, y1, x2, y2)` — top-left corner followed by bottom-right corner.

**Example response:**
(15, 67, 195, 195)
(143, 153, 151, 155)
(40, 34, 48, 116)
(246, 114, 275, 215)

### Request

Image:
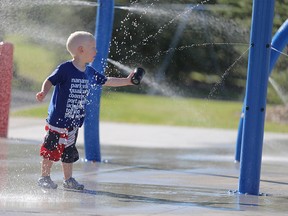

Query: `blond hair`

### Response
(66, 31, 95, 56)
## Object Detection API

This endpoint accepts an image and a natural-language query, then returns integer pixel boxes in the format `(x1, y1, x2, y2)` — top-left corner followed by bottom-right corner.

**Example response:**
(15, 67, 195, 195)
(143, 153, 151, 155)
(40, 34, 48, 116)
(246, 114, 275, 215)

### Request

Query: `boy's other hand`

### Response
(36, 92, 45, 102)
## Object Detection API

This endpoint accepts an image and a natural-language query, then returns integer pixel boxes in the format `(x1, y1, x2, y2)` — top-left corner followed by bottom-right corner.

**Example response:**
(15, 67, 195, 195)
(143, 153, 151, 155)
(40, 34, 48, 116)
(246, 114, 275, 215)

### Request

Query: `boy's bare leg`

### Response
(38, 158, 58, 189)
(62, 162, 84, 190)
(62, 162, 73, 180)
(41, 158, 53, 176)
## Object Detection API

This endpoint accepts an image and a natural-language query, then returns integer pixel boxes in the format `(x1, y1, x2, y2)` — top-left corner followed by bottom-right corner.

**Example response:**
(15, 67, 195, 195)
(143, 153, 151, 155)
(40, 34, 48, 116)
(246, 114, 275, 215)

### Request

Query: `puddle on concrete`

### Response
(0, 140, 288, 215)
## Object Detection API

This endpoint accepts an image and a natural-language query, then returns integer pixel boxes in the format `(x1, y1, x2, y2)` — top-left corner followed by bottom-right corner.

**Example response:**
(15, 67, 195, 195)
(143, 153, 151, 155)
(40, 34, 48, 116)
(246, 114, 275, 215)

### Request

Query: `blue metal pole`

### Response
(84, 0, 115, 162)
(238, 0, 274, 195)
(235, 19, 288, 162)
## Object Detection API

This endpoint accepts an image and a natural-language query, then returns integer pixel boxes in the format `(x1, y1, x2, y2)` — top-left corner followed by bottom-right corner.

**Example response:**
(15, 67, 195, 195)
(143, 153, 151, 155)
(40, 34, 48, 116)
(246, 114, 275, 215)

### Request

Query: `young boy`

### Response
(36, 31, 134, 190)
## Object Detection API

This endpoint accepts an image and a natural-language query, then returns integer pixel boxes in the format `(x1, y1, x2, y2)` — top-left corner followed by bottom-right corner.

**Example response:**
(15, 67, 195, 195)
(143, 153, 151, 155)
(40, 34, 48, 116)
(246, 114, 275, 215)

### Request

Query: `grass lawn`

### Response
(5, 35, 69, 90)
(6, 36, 57, 83)
(11, 92, 288, 133)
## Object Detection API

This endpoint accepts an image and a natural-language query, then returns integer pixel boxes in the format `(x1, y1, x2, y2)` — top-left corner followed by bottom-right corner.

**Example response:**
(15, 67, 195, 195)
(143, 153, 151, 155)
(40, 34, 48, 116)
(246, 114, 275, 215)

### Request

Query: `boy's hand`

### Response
(36, 91, 45, 102)
(127, 71, 135, 85)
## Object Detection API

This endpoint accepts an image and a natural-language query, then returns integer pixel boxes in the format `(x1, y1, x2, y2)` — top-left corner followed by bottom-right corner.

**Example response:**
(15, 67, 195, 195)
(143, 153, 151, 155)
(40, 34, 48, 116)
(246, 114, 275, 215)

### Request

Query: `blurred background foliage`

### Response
(1, 0, 288, 104)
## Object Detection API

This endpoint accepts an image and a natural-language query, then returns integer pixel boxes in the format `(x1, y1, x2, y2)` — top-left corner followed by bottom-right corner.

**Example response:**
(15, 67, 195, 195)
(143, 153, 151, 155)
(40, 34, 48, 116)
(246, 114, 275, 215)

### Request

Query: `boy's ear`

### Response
(77, 46, 84, 53)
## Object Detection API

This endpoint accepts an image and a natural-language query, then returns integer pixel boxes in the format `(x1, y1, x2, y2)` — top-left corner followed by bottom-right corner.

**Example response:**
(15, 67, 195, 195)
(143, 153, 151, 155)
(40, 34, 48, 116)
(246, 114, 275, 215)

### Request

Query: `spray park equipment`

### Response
(0, 42, 13, 138)
(0, 0, 286, 196)
(235, 19, 288, 163)
(83, 0, 288, 196)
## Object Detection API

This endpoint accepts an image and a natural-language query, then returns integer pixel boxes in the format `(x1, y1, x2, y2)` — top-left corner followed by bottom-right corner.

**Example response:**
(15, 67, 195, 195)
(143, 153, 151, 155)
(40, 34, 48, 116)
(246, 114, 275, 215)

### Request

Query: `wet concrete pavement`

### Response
(1, 117, 288, 215)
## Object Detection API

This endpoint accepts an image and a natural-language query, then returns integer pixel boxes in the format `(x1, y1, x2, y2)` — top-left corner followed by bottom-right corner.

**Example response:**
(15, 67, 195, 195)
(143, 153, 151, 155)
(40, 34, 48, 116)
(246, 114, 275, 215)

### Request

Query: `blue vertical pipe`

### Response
(238, 0, 274, 195)
(84, 0, 114, 162)
(235, 19, 288, 162)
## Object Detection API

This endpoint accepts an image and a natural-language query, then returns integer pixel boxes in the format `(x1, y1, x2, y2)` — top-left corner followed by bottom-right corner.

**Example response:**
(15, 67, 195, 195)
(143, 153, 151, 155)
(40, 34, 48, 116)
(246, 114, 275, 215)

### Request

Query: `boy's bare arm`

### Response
(103, 72, 134, 87)
(36, 79, 53, 102)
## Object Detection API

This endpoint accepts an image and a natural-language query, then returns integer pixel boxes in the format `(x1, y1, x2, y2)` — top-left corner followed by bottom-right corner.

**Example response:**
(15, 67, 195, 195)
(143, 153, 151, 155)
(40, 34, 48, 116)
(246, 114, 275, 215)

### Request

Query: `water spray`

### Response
(107, 58, 145, 85)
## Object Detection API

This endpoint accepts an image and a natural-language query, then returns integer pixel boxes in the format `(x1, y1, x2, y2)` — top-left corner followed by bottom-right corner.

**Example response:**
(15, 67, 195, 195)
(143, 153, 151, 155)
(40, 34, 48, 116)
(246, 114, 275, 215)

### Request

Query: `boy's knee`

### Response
(40, 127, 67, 161)
(40, 143, 65, 161)
(61, 144, 79, 163)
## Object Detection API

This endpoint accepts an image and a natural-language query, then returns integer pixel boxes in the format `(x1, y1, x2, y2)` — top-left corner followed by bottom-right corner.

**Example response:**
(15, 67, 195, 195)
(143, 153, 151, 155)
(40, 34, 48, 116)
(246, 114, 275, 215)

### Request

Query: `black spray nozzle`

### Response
(131, 67, 145, 85)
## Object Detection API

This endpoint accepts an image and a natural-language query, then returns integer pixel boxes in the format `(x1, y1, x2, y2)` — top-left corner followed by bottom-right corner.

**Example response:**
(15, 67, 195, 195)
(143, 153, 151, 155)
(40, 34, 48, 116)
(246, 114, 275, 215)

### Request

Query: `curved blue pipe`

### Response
(269, 19, 288, 73)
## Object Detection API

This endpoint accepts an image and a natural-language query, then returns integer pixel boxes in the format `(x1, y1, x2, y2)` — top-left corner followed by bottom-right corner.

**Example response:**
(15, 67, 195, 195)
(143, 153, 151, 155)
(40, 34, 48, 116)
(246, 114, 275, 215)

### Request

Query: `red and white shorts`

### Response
(40, 124, 79, 163)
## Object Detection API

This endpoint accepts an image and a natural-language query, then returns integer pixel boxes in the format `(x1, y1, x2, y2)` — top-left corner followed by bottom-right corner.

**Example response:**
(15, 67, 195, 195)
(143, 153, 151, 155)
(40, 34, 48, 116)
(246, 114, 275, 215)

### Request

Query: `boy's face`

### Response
(82, 39, 97, 63)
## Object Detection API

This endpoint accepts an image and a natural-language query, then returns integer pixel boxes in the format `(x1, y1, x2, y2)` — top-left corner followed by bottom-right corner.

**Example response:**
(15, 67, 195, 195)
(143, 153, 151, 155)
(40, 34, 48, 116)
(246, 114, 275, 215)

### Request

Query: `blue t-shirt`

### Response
(46, 61, 107, 128)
